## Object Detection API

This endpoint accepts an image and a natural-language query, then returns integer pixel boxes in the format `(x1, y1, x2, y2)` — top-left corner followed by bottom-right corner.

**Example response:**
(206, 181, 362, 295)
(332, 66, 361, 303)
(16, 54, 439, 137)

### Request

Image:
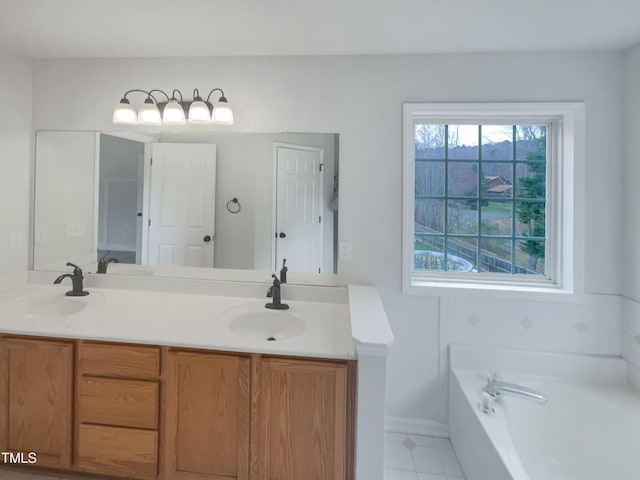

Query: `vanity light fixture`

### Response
(113, 88, 234, 126)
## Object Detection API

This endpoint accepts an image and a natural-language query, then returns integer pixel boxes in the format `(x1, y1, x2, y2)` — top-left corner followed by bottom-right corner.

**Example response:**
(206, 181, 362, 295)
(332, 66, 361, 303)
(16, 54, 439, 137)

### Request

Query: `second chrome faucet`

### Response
(478, 371, 548, 415)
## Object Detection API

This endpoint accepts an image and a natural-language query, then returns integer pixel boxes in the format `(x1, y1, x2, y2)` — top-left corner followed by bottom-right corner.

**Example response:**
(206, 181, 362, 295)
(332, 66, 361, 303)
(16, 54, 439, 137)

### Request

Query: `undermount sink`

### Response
(10, 289, 104, 319)
(24, 297, 88, 318)
(221, 303, 306, 342)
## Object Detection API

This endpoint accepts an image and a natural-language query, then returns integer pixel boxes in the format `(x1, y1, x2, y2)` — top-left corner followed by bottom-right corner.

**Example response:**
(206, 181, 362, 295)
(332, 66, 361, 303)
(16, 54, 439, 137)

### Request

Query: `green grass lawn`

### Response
(481, 201, 511, 214)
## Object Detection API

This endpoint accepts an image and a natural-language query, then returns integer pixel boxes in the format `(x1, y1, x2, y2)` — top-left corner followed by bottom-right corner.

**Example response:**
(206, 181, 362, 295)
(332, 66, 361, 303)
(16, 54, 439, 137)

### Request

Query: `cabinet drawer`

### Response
(77, 424, 158, 479)
(79, 377, 159, 429)
(80, 342, 160, 378)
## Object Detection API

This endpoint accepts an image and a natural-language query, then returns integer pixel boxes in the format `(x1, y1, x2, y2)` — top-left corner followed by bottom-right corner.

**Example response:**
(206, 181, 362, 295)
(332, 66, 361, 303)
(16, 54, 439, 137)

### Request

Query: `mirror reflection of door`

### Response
(34, 131, 338, 276)
(274, 144, 324, 273)
(147, 143, 217, 267)
(98, 134, 145, 264)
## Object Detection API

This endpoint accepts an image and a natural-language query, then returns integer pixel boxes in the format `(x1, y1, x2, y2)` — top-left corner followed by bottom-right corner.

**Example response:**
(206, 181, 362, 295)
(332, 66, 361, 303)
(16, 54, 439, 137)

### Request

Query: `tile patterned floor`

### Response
(385, 432, 466, 480)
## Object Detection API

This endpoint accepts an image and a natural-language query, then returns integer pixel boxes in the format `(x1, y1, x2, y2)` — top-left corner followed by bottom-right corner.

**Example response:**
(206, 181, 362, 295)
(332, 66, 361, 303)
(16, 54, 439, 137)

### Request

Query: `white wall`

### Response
(31, 52, 623, 431)
(0, 47, 31, 292)
(622, 43, 640, 368)
(34, 131, 98, 270)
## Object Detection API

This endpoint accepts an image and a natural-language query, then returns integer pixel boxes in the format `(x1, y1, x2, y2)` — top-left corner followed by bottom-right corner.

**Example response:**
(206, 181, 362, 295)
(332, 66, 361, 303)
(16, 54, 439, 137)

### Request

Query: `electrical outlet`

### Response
(339, 241, 352, 261)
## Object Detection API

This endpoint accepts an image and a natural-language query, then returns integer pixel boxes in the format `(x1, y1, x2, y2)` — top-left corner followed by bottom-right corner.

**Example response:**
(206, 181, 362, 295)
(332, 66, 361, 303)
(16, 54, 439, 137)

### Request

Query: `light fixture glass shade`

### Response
(188, 100, 211, 124)
(138, 100, 162, 125)
(113, 101, 137, 125)
(162, 100, 186, 125)
(212, 100, 234, 125)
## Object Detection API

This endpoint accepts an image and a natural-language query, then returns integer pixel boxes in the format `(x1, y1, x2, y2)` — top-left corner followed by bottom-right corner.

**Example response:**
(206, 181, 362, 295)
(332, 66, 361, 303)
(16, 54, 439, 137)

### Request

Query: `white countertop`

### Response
(348, 285, 394, 356)
(0, 284, 356, 360)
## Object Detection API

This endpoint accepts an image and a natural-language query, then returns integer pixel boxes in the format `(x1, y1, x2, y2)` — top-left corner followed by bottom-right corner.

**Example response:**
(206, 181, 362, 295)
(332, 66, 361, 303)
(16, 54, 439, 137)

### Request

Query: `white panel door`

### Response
(275, 145, 324, 273)
(148, 143, 216, 267)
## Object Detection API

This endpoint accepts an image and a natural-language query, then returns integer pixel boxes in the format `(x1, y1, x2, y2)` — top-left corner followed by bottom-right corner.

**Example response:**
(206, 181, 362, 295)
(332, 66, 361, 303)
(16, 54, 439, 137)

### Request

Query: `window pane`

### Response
(410, 115, 553, 281)
(481, 125, 513, 161)
(480, 238, 512, 273)
(515, 240, 545, 275)
(448, 125, 479, 160)
(414, 236, 443, 270)
(448, 162, 478, 197)
(481, 201, 512, 236)
(482, 162, 513, 199)
(515, 162, 546, 199)
(447, 237, 478, 272)
(447, 199, 478, 234)
(415, 161, 444, 197)
(415, 124, 445, 159)
(515, 201, 545, 237)
(515, 125, 546, 161)
(415, 199, 445, 233)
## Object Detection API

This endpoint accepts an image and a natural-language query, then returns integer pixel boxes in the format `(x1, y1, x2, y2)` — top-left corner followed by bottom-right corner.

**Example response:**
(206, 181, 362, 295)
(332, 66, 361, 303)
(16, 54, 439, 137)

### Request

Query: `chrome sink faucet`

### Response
(478, 371, 548, 415)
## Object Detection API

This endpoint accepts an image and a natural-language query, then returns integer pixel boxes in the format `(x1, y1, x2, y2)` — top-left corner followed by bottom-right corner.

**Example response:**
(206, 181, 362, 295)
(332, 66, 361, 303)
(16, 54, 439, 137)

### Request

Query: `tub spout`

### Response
(483, 378, 548, 405)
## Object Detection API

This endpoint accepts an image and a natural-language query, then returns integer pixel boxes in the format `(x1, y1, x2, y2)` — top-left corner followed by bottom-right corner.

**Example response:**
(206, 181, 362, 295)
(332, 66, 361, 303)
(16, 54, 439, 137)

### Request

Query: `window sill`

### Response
(404, 277, 581, 302)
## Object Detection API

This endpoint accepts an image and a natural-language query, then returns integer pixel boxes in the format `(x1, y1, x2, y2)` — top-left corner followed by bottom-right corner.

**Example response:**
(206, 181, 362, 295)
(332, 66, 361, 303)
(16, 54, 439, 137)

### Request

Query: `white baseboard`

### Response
(385, 416, 449, 438)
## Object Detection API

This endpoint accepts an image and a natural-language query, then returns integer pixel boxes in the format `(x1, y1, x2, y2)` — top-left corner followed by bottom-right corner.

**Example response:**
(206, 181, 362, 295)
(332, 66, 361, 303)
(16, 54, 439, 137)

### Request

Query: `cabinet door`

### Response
(164, 351, 250, 480)
(256, 357, 348, 480)
(0, 338, 73, 469)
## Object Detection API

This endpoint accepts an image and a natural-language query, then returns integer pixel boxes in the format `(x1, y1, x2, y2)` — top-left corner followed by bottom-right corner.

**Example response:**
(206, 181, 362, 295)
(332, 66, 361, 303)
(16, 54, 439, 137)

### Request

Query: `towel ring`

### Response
(226, 198, 241, 214)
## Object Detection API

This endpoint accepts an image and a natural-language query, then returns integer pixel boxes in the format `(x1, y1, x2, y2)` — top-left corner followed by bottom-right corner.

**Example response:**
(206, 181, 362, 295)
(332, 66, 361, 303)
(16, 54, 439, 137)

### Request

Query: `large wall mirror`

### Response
(33, 131, 339, 285)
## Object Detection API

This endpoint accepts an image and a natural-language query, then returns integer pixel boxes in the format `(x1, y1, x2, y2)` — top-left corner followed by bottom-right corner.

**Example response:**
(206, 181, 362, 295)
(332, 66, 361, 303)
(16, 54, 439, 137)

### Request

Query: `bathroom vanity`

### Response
(0, 280, 392, 480)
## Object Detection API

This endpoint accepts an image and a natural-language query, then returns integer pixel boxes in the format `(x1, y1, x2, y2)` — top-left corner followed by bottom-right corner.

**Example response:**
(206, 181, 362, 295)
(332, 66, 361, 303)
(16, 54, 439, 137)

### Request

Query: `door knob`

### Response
(279, 232, 287, 238)
(203, 235, 212, 243)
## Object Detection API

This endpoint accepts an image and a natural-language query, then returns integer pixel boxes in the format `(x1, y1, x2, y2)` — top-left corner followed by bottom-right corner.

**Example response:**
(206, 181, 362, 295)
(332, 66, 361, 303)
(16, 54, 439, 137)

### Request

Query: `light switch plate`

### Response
(339, 241, 352, 261)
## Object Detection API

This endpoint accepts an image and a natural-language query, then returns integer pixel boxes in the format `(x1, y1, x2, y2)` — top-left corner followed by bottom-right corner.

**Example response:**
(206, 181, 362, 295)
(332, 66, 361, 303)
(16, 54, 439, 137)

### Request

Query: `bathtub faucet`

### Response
(482, 372, 549, 405)
(479, 371, 548, 415)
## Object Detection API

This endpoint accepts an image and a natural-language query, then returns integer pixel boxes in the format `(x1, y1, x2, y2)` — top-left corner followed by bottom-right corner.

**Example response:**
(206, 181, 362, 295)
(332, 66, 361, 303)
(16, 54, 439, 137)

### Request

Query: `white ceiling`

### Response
(1, 0, 639, 58)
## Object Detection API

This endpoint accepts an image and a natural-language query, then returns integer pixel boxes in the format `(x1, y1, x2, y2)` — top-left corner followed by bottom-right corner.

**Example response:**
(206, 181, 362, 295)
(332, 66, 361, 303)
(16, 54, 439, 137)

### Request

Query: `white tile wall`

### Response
(444, 293, 621, 356)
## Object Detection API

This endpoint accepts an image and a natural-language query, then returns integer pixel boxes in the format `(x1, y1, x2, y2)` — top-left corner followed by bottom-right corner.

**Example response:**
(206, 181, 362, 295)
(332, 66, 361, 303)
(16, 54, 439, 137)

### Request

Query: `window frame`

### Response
(402, 103, 585, 297)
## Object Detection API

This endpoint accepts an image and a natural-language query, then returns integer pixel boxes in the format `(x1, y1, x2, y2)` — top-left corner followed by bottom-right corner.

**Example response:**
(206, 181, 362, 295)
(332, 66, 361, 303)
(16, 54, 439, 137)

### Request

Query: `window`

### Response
(402, 103, 585, 295)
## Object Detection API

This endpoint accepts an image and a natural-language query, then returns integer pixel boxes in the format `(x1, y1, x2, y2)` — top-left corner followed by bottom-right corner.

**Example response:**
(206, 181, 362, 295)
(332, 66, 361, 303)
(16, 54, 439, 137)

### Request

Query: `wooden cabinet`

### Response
(0, 337, 73, 469)
(0, 335, 354, 480)
(76, 342, 160, 479)
(77, 424, 158, 479)
(79, 342, 160, 378)
(254, 357, 351, 480)
(163, 350, 251, 480)
(78, 376, 159, 429)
